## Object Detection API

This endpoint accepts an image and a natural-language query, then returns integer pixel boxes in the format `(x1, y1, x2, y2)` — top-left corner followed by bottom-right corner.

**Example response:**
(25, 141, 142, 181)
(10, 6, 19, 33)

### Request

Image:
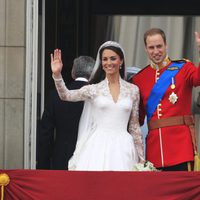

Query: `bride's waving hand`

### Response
(51, 49, 63, 77)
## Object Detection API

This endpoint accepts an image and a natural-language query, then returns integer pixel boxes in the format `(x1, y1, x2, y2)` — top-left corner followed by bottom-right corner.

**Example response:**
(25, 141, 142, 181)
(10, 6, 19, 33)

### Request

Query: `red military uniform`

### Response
(133, 59, 200, 168)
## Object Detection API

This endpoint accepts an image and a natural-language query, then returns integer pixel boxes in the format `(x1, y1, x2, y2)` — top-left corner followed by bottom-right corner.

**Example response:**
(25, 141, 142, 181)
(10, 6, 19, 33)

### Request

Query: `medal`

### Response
(169, 92, 178, 104)
(171, 84, 175, 89)
(171, 77, 175, 89)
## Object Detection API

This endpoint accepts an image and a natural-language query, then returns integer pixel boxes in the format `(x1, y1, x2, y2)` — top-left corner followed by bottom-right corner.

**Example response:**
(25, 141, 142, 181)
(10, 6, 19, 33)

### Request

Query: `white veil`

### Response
(68, 41, 126, 170)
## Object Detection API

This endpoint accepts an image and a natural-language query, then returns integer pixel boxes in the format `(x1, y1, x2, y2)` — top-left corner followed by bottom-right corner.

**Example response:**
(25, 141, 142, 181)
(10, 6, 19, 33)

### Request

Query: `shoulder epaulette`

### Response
(182, 58, 191, 62)
(172, 58, 191, 63)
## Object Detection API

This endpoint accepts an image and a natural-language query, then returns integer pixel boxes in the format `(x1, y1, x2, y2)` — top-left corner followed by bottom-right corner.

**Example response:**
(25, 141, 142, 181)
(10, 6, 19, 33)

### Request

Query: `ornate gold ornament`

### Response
(169, 92, 178, 104)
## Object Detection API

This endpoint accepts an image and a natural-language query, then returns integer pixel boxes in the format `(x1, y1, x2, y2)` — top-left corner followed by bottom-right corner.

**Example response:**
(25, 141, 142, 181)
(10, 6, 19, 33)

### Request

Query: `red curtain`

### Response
(1, 170, 200, 200)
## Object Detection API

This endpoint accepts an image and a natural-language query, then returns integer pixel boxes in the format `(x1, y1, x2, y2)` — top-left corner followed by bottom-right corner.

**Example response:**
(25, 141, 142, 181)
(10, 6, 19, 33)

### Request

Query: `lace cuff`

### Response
(52, 73, 63, 81)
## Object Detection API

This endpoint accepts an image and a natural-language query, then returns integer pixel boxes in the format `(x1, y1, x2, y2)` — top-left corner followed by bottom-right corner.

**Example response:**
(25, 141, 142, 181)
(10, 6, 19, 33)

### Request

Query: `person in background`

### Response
(132, 28, 200, 171)
(36, 56, 95, 170)
(50, 41, 145, 171)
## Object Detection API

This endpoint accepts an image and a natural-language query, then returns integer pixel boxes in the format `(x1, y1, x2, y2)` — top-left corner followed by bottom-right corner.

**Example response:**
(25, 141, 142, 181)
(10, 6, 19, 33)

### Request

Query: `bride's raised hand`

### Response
(51, 49, 63, 76)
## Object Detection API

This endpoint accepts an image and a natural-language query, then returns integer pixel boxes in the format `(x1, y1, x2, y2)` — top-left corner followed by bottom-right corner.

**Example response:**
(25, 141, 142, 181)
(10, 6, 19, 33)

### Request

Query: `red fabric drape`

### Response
(0, 170, 200, 200)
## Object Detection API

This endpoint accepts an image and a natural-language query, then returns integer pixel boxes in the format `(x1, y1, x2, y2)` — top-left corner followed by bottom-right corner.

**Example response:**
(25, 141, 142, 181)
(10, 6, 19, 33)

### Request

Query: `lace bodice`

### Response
(53, 75, 144, 162)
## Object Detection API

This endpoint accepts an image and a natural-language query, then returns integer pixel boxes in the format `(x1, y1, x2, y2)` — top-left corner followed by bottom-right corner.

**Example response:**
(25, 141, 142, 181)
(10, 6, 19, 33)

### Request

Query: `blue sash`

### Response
(146, 62, 185, 121)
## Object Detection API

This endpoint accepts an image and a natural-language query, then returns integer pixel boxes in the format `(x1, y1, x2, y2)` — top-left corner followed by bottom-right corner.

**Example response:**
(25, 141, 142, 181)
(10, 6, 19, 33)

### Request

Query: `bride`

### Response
(51, 41, 145, 171)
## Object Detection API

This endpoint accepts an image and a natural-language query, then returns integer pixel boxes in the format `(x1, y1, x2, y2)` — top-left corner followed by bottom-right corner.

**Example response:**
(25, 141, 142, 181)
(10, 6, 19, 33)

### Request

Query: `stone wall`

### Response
(0, 0, 25, 168)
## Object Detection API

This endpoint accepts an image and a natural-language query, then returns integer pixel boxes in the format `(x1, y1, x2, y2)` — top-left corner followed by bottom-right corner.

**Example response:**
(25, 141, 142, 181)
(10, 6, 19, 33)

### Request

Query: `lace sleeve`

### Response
(53, 75, 95, 101)
(128, 85, 145, 162)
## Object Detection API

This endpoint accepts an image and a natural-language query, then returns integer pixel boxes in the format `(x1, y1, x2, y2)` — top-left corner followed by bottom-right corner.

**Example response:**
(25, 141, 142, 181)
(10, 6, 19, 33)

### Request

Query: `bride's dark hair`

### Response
(89, 45, 125, 84)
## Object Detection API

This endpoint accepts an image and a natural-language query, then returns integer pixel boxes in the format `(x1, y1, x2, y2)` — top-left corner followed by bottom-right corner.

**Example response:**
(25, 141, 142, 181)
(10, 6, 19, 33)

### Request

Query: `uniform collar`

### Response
(150, 56, 171, 70)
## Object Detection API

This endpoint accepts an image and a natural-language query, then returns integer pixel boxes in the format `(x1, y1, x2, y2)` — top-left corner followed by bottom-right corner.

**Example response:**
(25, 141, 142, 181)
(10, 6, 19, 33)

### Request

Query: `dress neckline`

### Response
(105, 77, 122, 104)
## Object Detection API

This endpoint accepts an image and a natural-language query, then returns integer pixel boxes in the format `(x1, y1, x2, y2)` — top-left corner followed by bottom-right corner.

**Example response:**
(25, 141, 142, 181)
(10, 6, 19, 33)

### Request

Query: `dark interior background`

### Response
(42, 0, 200, 103)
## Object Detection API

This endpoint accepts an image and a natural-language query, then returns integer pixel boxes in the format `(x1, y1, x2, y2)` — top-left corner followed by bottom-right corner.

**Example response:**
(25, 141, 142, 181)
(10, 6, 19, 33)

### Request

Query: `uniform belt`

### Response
(148, 115, 197, 171)
(148, 115, 195, 130)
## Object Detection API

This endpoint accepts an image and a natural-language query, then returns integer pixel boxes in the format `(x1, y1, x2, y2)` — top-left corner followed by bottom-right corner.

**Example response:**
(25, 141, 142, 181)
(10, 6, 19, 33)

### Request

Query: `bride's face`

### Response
(101, 49, 122, 76)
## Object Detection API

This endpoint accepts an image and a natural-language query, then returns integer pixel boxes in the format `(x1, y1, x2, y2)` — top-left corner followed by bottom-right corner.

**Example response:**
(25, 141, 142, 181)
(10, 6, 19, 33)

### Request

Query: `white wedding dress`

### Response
(54, 76, 144, 171)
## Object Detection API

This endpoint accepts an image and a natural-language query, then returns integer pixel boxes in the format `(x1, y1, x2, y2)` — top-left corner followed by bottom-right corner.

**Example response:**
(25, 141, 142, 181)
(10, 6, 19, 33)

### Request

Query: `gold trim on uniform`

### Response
(151, 56, 171, 70)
